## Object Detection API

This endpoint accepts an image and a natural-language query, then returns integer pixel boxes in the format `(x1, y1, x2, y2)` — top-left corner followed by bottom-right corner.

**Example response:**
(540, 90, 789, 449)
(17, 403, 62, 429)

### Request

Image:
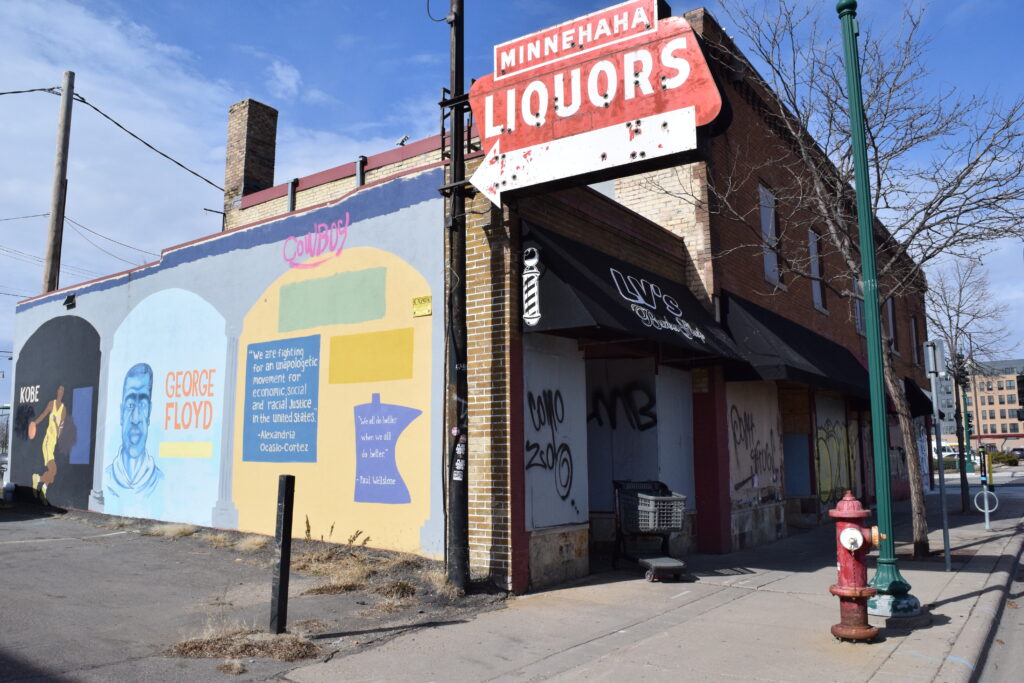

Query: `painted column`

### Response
(89, 333, 115, 511)
(211, 322, 240, 528)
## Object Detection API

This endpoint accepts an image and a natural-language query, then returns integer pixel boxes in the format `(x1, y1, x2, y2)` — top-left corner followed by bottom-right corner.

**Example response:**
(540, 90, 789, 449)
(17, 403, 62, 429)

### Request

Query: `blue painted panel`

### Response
(783, 434, 811, 496)
(242, 335, 320, 463)
(69, 386, 93, 465)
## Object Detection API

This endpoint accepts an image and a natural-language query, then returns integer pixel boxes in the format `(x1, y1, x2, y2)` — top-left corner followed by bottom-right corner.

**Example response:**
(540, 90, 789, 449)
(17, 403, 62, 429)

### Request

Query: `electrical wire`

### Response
(65, 219, 141, 267)
(64, 216, 159, 257)
(0, 213, 50, 222)
(426, 0, 448, 22)
(70, 93, 223, 191)
(0, 87, 59, 96)
(0, 244, 103, 278)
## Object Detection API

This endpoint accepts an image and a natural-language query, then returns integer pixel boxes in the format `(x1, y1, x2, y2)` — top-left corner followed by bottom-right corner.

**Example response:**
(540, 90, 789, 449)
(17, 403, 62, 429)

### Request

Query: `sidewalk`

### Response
(288, 478, 1024, 683)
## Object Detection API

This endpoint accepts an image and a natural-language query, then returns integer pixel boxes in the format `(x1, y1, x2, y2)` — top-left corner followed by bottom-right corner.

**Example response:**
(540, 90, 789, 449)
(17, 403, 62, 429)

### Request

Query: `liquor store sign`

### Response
(468, 0, 722, 204)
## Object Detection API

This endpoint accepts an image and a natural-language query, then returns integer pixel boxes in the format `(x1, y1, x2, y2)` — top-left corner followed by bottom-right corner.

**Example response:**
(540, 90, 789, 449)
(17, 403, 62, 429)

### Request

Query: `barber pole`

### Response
(469, 0, 722, 204)
(522, 247, 542, 326)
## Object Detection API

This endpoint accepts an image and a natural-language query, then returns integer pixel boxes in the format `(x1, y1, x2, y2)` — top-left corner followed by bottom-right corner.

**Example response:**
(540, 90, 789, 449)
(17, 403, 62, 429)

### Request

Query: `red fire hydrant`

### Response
(828, 491, 882, 642)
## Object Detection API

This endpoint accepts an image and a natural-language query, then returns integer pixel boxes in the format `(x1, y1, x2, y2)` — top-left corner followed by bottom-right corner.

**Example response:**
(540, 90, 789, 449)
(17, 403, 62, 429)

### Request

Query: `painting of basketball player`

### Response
(28, 384, 66, 503)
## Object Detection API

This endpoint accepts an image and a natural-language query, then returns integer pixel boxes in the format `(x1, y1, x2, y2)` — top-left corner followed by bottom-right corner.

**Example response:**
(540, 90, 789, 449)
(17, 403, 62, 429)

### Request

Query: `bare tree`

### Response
(926, 258, 1014, 511)
(649, 3, 1024, 556)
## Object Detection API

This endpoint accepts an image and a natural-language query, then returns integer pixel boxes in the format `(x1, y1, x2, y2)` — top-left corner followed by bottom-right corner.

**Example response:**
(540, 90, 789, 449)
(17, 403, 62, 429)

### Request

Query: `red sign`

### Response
(469, 1, 722, 203)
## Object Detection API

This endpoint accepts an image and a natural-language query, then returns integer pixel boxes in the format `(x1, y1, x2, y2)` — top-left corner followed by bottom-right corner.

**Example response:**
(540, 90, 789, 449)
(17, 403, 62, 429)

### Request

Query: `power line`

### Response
(0, 213, 50, 222)
(65, 215, 158, 257)
(0, 244, 103, 278)
(0, 87, 59, 96)
(65, 219, 140, 267)
(71, 93, 223, 191)
(426, 0, 448, 22)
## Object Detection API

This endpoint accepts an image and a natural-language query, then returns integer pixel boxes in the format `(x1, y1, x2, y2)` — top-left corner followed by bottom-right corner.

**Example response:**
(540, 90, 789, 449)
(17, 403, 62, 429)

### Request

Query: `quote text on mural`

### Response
(242, 335, 320, 462)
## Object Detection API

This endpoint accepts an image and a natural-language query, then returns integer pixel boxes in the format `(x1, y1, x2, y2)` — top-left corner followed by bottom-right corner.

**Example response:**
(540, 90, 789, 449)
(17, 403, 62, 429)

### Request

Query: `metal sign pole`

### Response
(925, 341, 952, 572)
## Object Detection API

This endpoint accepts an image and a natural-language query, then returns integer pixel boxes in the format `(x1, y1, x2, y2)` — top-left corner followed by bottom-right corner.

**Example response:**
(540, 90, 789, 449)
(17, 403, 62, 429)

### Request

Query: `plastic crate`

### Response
(619, 490, 686, 533)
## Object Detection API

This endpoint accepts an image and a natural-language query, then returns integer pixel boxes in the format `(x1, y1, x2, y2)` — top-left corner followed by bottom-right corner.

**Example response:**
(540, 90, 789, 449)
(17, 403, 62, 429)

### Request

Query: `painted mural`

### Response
(233, 245, 434, 552)
(9, 316, 100, 509)
(726, 382, 784, 508)
(9, 169, 445, 558)
(101, 289, 227, 525)
(814, 394, 853, 505)
(523, 334, 588, 529)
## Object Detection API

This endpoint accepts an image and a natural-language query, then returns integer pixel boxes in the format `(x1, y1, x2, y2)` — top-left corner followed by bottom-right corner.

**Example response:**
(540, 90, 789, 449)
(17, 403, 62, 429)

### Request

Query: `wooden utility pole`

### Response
(42, 70, 74, 293)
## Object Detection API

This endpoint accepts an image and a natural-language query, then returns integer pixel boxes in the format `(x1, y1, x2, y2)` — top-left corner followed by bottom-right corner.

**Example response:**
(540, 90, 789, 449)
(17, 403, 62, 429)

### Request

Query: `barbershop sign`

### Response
(468, 0, 722, 204)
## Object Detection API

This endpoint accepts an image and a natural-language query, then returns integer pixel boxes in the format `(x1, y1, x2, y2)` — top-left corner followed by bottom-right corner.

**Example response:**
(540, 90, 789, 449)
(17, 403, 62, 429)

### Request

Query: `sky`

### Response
(1, 0, 1022, 405)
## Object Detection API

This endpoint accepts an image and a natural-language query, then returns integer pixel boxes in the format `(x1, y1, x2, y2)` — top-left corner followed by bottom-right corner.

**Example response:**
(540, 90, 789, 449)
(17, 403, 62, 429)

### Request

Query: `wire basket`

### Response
(619, 490, 686, 533)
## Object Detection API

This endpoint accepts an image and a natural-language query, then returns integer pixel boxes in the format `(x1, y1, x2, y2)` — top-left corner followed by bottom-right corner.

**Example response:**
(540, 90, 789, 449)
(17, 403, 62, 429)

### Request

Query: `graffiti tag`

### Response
(525, 389, 574, 500)
(587, 383, 657, 431)
(729, 405, 780, 491)
(282, 213, 350, 269)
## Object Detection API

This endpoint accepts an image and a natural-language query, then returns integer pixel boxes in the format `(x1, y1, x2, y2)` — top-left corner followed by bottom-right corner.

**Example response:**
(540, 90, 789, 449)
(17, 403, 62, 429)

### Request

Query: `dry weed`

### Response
(216, 659, 246, 675)
(424, 570, 464, 601)
(376, 580, 416, 599)
(302, 582, 361, 596)
(290, 619, 330, 635)
(101, 518, 131, 530)
(146, 523, 198, 538)
(200, 533, 234, 548)
(235, 535, 269, 552)
(379, 554, 423, 573)
(171, 628, 320, 661)
(367, 597, 413, 615)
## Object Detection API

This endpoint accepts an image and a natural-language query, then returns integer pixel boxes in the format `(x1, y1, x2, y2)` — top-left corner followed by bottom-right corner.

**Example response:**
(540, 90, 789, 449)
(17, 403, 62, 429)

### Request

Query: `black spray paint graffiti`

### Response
(816, 418, 852, 505)
(587, 384, 657, 431)
(729, 405, 780, 491)
(525, 389, 575, 504)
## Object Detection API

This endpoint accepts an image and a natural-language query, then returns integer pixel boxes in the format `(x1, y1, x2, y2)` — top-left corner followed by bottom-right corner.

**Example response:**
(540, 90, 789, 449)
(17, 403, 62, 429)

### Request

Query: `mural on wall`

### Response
(233, 243, 434, 553)
(524, 334, 588, 529)
(887, 418, 911, 500)
(814, 394, 853, 505)
(102, 289, 227, 524)
(10, 316, 100, 509)
(726, 382, 783, 508)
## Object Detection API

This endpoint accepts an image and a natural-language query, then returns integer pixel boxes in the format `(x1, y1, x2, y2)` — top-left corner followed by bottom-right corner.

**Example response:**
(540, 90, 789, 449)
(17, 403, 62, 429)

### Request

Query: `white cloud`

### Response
(265, 60, 302, 100)
(302, 87, 335, 105)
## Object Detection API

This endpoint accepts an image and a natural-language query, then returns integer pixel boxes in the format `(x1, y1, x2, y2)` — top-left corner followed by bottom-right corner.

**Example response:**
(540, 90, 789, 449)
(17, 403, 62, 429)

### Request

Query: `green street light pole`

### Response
(836, 0, 920, 618)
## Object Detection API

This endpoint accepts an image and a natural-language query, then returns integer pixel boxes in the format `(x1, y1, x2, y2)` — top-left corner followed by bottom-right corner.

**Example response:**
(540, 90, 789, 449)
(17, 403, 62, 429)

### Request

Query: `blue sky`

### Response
(1, 0, 1022, 405)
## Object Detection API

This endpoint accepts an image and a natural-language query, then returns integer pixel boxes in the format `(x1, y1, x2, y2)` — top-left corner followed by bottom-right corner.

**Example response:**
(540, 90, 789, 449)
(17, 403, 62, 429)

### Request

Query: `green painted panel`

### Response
(278, 267, 386, 332)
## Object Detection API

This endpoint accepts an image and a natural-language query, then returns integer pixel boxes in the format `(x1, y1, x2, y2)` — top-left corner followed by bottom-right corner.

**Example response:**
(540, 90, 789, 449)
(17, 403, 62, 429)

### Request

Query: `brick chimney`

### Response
(223, 99, 278, 226)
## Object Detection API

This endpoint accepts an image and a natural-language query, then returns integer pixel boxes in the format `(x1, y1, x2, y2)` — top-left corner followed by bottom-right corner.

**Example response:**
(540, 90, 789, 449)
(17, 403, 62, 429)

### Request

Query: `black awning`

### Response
(522, 223, 743, 362)
(903, 377, 934, 418)
(722, 292, 870, 398)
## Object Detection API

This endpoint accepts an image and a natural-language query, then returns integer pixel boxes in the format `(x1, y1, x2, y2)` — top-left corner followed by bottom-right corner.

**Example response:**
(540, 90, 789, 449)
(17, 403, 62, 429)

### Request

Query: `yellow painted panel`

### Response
(329, 329, 414, 384)
(159, 441, 213, 459)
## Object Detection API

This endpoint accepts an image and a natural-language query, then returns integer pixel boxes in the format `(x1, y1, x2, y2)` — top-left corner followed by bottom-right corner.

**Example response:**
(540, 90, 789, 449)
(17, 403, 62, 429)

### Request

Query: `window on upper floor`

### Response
(808, 229, 826, 311)
(759, 184, 781, 285)
(1008, 379, 1016, 390)
(1000, 409, 1007, 419)
(998, 380, 1004, 390)
(885, 298, 898, 352)
(1009, 394, 1017, 404)
(988, 395, 995, 405)
(999, 394, 1006, 405)
(1000, 423, 1007, 433)
(987, 381, 993, 391)
(910, 315, 920, 365)
(1011, 423, 1020, 433)
(965, 396, 972, 407)
(853, 280, 865, 335)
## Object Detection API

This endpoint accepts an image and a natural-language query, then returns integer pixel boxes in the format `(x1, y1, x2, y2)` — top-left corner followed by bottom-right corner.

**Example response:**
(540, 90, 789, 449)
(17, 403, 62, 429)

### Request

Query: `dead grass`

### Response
(424, 569, 464, 601)
(290, 619, 330, 636)
(101, 518, 131, 530)
(376, 580, 415, 599)
(234, 535, 269, 552)
(216, 659, 246, 675)
(302, 581, 361, 596)
(200, 532, 235, 548)
(366, 597, 413, 615)
(170, 628, 320, 662)
(146, 523, 198, 538)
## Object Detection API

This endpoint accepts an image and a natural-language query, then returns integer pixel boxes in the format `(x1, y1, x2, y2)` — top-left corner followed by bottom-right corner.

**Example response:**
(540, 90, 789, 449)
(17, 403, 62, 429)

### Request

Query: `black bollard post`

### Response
(270, 474, 295, 634)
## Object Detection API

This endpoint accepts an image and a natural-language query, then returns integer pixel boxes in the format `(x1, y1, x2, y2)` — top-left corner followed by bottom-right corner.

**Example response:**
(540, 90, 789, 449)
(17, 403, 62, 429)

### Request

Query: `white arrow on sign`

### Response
(470, 106, 697, 206)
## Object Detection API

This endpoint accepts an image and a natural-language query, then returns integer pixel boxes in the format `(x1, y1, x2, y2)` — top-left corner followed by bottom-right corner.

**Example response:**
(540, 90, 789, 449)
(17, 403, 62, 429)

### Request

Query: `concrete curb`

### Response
(935, 516, 1024, 682)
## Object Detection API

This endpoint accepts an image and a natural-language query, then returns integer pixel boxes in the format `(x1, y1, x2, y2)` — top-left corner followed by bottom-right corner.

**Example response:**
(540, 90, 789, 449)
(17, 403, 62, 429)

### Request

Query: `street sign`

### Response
(468, 0, 722, 205)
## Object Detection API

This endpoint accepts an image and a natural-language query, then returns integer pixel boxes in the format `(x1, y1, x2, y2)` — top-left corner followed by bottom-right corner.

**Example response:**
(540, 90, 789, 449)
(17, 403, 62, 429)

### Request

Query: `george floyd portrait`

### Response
(105, 363, 163, 499)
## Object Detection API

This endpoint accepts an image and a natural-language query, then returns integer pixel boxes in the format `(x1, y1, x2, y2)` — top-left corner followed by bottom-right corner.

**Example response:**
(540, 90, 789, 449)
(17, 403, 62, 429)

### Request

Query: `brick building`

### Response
(8, 6, 929, 594)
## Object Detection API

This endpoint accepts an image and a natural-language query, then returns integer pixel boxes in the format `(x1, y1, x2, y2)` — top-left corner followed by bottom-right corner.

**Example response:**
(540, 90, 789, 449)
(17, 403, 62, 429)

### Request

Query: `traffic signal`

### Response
(965, 411, 974, 432)
(1016, 408, 1024, 422)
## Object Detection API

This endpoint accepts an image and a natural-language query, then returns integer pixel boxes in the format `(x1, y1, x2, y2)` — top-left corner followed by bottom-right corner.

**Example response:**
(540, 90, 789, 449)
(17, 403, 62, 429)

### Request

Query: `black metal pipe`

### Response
(270, 474, 295, 634)
(287, 178, 298, 212)
(356, 155, 367, 187)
